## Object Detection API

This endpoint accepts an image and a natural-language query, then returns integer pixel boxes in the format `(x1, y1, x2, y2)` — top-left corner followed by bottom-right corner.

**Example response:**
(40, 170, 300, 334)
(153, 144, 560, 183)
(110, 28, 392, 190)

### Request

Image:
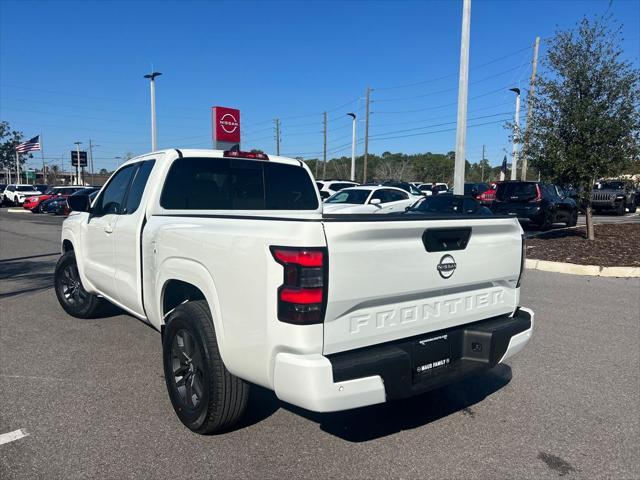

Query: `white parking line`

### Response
(0, 429, 29, 446)
(6, 208, 30, 213)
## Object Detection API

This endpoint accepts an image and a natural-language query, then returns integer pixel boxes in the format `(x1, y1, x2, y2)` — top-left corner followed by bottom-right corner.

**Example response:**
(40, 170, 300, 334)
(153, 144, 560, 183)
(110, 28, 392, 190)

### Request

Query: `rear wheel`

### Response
(539, 209, 554, 230)
(54, 251, 104, 318)
(163, 300, 249, 434)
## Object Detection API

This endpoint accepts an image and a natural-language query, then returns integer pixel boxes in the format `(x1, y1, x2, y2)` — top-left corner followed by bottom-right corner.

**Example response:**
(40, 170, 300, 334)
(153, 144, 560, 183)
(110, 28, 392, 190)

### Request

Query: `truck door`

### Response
(112, 160, 156, 317)
(83, 164, 137, 299)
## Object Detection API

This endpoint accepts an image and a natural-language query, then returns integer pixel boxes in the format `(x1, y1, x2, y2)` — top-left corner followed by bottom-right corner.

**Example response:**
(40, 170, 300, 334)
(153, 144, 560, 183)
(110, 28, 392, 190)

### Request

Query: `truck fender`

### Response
(155, 257, 228, 362)
(60, 228, 97, 294)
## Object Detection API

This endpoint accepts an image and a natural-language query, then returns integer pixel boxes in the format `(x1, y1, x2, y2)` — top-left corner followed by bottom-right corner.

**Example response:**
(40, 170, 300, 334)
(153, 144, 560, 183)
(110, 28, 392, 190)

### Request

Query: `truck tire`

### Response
(54, 250, 104, 318)
(162, 300, 249, 434)
(566, 209, 578, 227)
(628, 202, 637, 214)
(617, 201, 625, 216)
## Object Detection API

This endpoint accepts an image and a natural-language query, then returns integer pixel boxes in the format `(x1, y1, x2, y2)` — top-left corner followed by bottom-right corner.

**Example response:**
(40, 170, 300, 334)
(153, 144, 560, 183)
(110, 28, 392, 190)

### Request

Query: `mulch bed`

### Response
(526, 223, 640, 267)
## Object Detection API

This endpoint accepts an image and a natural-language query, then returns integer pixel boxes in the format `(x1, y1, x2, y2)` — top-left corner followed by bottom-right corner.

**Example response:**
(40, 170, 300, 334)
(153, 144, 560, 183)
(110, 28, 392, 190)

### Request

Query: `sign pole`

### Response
(74, 142, 82, 185)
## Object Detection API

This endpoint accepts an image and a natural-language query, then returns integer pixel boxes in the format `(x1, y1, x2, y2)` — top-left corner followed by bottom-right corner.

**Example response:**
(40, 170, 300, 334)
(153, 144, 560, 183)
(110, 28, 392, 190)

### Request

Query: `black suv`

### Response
(491, 181, 578, 229)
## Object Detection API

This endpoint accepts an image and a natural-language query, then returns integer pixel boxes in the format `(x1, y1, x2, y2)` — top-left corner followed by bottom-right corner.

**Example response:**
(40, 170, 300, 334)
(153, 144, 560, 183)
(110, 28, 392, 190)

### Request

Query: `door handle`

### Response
(104, 225, 113, 234)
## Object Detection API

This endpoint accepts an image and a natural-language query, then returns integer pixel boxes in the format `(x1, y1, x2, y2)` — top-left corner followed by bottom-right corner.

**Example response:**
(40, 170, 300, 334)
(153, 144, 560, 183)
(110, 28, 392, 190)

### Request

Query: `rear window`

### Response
(161, 157, 318, 210)
(495, 182, 537, 200)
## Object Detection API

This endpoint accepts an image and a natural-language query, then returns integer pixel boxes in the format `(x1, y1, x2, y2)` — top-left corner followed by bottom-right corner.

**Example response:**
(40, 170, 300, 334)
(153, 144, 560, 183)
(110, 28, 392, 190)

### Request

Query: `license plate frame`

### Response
(413, 333, 451, 377)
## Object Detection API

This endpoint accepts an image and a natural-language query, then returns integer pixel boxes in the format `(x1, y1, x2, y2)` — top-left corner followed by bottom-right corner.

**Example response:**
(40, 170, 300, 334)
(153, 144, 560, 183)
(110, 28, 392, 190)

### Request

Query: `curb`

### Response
(6, 208, 30, 214)
(526, 259, 640, 278)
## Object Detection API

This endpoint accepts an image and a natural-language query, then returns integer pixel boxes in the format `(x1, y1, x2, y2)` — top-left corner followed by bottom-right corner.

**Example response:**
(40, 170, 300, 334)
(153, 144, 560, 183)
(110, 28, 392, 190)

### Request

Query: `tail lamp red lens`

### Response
(271, 247, 327, 325)
(530, 184, 542, 203)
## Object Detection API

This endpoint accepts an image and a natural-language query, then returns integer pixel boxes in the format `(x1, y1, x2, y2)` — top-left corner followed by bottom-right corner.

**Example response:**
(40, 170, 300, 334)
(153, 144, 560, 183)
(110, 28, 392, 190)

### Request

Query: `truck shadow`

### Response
(240, 364, 512, 441)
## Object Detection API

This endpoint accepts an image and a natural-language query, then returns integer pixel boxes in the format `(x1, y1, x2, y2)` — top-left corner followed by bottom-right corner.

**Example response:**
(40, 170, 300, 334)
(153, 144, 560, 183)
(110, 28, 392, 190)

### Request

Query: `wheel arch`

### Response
(155, 258, 227, 360)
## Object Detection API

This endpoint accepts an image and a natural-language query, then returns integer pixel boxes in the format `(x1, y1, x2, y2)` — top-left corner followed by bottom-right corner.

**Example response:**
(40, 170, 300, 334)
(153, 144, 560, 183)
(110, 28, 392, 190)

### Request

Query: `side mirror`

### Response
(67, 194, 91, 213)
(370, 198, 382, 207)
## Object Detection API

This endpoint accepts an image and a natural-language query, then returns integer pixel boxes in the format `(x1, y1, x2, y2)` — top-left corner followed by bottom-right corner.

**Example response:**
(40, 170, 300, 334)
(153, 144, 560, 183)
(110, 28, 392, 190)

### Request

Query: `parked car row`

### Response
(0, 184, 101, 216)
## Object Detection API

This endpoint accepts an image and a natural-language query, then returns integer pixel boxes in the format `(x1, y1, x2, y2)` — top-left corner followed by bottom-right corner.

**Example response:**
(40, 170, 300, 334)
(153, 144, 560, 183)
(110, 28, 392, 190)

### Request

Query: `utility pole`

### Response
(481, 144, 485, 182)
(274, 119, 280, 156)
(510, 88, 521, 181)
(322, 111, 327, 179)
(453, 0, 471, 195)
(74, 141, 82, 185)
(144, 71, 162, 151)
(363, 87, 371, 183)
(521, 36, 540, 181)
(347, 113, 357, 181)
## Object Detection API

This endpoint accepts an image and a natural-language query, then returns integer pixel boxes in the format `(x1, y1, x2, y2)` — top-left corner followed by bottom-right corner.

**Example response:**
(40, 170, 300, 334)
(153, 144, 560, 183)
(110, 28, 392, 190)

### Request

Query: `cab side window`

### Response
(124, 160, 155, 214)
(92, 165, 136, 216)
(370, 190, 390, 204)
(385, 189, 409, 202)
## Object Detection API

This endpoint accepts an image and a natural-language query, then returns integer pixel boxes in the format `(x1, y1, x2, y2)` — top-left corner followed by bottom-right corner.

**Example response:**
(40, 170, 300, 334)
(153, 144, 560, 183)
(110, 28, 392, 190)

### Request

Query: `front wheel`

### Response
(54, 251, 104, 318)
(163, 300, 249, 434)
(617, 201, 626, 216)
(628, 202, 637, 214)
(566, 209, 578, 227)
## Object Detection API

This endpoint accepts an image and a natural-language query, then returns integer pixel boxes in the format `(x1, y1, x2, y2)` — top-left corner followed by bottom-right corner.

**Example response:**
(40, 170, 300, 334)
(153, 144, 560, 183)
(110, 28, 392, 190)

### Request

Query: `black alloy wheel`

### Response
(170, 329, 206, 411)
(54, 250, 104, 318)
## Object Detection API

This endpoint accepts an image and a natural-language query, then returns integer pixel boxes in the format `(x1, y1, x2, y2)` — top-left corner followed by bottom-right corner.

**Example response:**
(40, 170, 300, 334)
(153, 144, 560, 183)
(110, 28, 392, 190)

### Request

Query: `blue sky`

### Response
(1, 0, 638, 173)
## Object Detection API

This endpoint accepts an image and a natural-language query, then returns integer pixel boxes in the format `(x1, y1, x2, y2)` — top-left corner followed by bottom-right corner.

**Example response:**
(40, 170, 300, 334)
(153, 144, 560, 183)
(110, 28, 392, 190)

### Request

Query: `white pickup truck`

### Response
(56, 149, 533, 434)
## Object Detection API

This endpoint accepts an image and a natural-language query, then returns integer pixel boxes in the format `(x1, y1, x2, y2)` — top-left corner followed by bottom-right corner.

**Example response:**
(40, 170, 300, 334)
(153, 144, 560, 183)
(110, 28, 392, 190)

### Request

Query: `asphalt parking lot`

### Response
(0, 210, 638, 479)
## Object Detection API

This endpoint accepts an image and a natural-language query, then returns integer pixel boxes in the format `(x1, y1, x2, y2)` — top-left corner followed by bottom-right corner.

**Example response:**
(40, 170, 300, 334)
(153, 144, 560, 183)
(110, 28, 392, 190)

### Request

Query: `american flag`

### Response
(16, 135, 41, 153)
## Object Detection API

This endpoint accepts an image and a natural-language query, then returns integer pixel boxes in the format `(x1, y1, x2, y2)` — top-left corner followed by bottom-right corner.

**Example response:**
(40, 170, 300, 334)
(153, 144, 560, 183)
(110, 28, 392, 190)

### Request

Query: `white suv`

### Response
(2, 184, 44, 206)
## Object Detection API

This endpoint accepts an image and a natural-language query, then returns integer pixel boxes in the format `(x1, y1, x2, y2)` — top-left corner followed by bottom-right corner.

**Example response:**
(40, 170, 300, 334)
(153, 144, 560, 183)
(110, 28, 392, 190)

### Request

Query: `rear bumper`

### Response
(273, 307, 533, 412)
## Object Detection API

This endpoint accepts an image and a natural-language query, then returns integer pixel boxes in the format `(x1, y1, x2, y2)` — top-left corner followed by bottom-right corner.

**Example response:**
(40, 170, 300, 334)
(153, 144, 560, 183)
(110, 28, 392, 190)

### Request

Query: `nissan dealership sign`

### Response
(212, 106, 241, 150)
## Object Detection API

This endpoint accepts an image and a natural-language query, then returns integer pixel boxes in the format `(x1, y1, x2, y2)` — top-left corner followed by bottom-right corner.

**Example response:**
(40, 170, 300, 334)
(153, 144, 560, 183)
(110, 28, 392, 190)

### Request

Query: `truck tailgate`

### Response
(321, 216, 522, 355)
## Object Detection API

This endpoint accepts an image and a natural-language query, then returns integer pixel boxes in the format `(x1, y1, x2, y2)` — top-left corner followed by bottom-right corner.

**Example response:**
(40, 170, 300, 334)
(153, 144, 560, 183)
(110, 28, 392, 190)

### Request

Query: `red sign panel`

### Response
(212, 106, 241, 144)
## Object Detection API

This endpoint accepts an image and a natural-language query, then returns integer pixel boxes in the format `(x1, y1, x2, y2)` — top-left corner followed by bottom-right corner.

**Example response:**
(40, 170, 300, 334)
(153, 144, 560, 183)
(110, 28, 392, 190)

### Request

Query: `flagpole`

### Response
(15, 150, 20, 184)
(41, 131, 45, 184)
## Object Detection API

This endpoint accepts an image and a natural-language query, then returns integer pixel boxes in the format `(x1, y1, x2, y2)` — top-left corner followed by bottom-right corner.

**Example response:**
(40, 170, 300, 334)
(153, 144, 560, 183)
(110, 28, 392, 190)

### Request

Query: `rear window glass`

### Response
(161, 157, 318, 210)
(496, 182, 537, 200)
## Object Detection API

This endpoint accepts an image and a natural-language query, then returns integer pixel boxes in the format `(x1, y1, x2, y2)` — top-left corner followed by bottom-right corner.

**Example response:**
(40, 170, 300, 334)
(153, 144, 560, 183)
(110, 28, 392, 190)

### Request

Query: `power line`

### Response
(374, 43, 534, 91)
(373, 85, 511, 114)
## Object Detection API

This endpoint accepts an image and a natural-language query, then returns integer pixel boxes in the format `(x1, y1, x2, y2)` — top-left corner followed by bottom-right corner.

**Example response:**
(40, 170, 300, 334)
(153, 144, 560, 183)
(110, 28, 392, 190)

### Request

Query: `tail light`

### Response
(271, 247, 327, 325)
(530, 184, 542, 203)
(516, 234, 526, 287)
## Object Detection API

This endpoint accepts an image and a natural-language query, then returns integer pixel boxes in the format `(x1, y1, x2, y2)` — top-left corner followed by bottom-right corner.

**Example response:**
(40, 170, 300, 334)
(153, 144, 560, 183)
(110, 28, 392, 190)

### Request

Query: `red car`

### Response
(475, 182, 499, 205)
(23, 186, 85, 213)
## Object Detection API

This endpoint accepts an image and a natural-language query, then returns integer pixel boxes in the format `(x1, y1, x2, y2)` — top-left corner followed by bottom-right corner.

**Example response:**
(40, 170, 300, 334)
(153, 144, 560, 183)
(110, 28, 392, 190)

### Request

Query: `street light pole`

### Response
(453, 0, 472, 195)
(144, 71, 162, 151)
(347, 113, 357, 181)
(509, 87, 521, 181)
(74, 141, 82, 185)
(88, 140, 99, 186)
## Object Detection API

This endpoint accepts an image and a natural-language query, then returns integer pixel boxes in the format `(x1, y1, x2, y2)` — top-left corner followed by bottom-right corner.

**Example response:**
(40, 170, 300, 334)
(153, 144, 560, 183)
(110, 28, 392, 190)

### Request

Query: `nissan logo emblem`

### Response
(437, 254, 457, 279)
(219, 113, 239, 134)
